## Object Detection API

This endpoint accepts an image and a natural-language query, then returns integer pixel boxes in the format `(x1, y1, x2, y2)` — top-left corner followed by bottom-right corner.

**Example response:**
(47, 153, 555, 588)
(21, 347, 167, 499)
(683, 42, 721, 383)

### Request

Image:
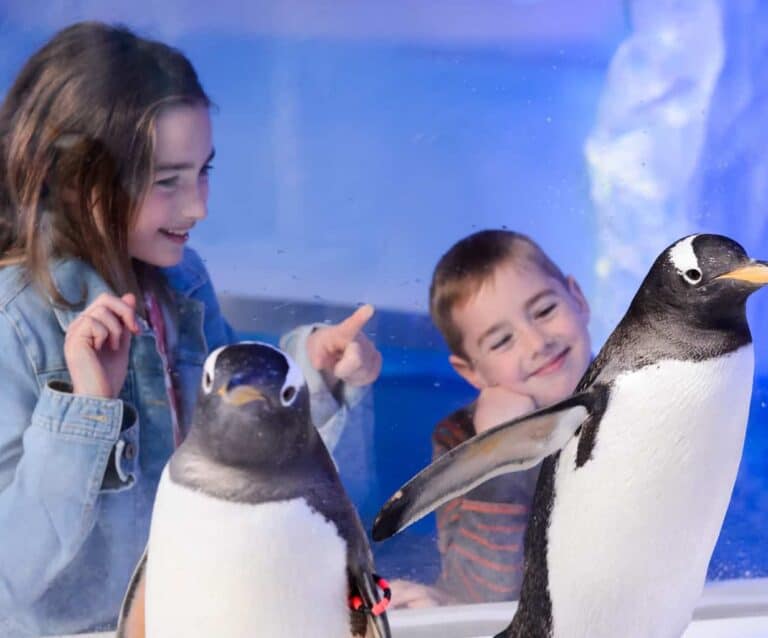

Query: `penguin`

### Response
(117, 341, 391, 638)
(372, 234, 768, 638)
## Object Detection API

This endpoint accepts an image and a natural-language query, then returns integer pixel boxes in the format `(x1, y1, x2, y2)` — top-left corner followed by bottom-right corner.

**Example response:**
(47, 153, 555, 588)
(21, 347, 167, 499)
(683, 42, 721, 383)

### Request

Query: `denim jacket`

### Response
(0, 248, 369, 636)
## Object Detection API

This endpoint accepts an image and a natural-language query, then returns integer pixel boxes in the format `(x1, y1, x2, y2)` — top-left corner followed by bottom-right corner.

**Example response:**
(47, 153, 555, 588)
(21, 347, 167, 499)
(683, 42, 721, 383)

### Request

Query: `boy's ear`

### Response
(566, 276, 590, 321)
(449, 354, 486, 390)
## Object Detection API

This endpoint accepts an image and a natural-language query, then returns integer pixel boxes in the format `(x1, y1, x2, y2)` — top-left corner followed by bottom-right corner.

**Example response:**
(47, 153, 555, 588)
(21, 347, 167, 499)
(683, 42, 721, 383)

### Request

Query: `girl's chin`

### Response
(130, 247, 185, 268)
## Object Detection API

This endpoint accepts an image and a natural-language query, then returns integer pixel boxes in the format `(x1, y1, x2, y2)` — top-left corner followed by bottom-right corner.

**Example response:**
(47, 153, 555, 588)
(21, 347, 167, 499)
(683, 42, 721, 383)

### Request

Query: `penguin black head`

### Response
(630, 234, 768, 330)
(191, 342, 313, 467)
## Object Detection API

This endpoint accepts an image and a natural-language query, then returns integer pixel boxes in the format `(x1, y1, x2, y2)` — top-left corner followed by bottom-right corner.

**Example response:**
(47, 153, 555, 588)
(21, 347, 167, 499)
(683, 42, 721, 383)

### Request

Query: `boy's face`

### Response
(450, 259, 591, 408)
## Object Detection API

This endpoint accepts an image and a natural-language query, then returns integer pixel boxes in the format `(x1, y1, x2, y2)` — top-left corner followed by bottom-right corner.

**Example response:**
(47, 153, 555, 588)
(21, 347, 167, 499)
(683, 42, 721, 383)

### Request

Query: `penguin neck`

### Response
(594, 297, 753, 383)
(184, 421, 320, 472)
(170, 427, 333, 504)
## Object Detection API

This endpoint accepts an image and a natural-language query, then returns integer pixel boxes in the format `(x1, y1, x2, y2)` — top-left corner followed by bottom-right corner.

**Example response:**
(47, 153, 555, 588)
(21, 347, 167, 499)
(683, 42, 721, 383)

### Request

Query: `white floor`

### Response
(58, 578, 768, 638)
(388, 578, 768, 638)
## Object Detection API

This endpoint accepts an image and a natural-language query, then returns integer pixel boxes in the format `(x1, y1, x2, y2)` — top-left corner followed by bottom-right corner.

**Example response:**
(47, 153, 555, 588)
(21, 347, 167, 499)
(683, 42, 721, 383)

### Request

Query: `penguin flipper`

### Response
(372, 389, 605, 541)
(116, 546, 148, 638)
(348, 568, 391, 638)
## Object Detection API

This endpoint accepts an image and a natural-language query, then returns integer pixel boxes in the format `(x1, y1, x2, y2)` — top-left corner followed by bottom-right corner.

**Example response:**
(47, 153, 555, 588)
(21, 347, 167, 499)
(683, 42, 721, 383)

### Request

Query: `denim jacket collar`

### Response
(50, 259, 114, 332)
(49, 256, 209, 332)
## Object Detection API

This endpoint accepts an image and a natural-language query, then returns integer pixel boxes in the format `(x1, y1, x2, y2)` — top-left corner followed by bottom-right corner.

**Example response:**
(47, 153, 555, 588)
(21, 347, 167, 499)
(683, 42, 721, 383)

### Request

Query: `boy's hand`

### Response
(389, 579, 456, 609)
(474, 386, 537, 434)
(305, 304, 382, 387)
(64, 293, 140, 399)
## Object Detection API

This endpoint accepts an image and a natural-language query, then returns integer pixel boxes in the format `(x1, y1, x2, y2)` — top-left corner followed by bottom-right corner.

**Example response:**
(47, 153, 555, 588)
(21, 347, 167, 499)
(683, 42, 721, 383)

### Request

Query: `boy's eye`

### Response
(534, 303, 557, 319)
(490, 334, 513, 351)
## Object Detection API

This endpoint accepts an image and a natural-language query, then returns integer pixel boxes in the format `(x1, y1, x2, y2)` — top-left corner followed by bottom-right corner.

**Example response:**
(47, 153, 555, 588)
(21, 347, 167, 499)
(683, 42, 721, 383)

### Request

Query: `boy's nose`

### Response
(520, 323, 550, 356)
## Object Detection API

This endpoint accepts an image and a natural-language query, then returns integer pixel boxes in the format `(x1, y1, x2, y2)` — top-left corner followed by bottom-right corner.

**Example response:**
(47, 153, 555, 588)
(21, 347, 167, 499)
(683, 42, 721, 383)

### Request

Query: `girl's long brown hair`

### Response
(0, 21, 210, 307)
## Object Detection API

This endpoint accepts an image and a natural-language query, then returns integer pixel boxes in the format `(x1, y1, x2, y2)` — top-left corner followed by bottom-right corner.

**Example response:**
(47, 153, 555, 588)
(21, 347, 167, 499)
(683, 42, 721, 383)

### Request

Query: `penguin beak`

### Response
(217, 384, 266, 406)
(716, 260, 768, 285)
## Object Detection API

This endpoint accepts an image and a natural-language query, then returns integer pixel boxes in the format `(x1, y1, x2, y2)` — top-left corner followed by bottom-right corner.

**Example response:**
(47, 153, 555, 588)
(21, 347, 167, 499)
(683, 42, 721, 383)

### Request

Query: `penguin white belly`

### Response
(547, 345, 754, 638)
(145, 469, 351, 638)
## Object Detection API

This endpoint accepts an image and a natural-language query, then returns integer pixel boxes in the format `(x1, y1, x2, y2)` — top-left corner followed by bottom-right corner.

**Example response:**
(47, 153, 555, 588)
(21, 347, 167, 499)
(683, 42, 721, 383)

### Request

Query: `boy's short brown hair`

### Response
(429, 229, 567, 359)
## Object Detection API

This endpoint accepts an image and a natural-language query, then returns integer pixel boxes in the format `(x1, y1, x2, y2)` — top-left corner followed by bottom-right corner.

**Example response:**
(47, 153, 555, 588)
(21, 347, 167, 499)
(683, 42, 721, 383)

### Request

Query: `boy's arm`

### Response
(433, 399, 538, 604)
(473, 386, 537, 434)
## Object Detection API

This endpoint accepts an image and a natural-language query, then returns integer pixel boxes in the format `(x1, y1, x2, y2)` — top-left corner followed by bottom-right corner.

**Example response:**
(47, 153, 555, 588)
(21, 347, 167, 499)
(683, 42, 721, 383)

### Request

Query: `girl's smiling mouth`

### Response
(159, 227, 191, 242)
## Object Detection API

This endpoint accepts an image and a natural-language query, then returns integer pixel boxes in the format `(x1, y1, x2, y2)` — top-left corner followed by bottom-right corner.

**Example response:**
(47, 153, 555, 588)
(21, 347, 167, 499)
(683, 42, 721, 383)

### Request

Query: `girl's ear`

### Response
(449, 354, 487, 390)
(566, 275, 590, 322)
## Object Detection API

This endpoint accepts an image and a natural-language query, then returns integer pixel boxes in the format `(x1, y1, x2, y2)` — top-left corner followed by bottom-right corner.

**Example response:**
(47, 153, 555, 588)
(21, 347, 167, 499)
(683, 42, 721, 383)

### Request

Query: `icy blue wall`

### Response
(0, 1, 625, 332)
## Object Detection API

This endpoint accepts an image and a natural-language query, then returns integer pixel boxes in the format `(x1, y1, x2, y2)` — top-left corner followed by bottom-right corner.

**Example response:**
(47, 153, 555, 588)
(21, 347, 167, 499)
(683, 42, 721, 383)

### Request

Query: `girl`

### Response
(0, 21, 381, 636)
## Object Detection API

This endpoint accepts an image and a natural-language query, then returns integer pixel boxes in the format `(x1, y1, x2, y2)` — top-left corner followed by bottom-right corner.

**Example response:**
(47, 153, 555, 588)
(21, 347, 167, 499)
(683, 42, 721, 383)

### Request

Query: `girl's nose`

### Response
(184, 183, 208, 221)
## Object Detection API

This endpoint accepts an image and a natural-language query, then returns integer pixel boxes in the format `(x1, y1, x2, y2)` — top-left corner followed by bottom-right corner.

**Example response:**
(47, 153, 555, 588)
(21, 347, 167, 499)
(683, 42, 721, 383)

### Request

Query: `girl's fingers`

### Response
(332, 341, 363, 381)
(333, 338, 382, 386)
(85, 305, 124, 350)
(332, 304, 375, 345)
(77, 315, 110, 351)
(88, 293, 140, 334)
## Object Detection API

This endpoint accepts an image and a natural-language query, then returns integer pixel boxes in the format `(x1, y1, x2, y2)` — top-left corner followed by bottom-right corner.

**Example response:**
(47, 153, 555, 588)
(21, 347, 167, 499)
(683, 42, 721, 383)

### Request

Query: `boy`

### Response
(392, 229, 591, 607)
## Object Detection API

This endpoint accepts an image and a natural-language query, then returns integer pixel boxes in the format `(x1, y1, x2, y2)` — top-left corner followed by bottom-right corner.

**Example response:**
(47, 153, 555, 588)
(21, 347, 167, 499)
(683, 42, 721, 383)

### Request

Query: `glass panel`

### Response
(0, 2, 767, 637)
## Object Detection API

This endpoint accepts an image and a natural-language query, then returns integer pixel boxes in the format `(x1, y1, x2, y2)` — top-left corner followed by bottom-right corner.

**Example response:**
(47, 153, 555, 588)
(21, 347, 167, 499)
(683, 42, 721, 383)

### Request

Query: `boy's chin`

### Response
(531, 379, 575, 408)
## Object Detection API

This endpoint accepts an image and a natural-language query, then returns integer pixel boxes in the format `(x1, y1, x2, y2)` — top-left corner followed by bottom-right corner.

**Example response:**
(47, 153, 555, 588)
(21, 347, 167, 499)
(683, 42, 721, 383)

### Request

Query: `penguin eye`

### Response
(202, 371, 214, 394)
(683, 268, 702, 285)
(281, 385, 297, 406)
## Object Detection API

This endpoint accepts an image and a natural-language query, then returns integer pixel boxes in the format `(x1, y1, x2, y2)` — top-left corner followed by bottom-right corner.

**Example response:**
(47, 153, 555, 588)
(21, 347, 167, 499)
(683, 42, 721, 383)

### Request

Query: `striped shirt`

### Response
(432, 404, 541, 603)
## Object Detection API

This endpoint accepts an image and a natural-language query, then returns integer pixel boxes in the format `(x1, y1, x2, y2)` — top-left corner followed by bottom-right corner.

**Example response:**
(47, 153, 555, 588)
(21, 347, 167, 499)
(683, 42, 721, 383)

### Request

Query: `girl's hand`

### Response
(64, 293, 140, 399)
(305, 304, 382, 387)
(474, 386, 537, 435)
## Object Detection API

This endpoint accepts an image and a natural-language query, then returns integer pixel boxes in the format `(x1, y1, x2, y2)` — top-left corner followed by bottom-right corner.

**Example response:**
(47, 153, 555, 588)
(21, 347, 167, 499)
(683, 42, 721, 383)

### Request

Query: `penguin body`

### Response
(372, 234, 768, 638)
(145, 474, 350, 637)
(118, 342, 390, 638)
(544, 347, 752, 638)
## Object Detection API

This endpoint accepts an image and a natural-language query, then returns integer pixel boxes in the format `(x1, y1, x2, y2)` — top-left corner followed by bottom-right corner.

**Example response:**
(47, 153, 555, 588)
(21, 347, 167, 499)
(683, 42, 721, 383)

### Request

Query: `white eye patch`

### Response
(668, 234, 701, 278)
(202, 346, 226, 393)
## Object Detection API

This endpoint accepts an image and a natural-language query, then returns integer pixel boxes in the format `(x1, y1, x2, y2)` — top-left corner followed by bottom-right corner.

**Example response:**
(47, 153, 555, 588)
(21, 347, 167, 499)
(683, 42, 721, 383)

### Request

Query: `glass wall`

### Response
(1, 1, 767, 636)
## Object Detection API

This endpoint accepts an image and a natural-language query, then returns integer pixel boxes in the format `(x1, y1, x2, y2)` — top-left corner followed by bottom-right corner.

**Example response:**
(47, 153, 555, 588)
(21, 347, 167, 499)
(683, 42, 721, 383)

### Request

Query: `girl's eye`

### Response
(490, 334, 512, 351)
(200, 163, 214, 177)
(154, 175, 178, 189)
(535, 303, 557, 319)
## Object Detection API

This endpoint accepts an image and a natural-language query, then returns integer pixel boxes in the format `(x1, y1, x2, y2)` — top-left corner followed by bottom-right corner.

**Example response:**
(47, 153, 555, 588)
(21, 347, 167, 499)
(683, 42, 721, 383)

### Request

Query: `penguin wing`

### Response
(372, 388, 607, 541)
(116, 546, 147, 638)
(348, 564, 392, 638)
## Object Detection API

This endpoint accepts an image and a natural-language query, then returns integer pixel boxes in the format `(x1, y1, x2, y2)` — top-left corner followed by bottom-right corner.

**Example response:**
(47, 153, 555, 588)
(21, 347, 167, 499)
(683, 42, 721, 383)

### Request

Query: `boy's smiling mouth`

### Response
(529, 347, 570, 377)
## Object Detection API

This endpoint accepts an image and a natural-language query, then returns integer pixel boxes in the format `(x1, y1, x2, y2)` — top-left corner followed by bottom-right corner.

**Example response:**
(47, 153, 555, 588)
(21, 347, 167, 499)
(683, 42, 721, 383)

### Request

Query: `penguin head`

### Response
(635, 234, 768, 326)
(192, 342, 313, 467)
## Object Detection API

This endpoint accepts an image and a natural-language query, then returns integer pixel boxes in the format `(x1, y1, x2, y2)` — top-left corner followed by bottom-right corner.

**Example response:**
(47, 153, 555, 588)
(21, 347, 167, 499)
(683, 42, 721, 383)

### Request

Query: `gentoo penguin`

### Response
(373, 234, 768, 638)
(117, 342, 391, 638)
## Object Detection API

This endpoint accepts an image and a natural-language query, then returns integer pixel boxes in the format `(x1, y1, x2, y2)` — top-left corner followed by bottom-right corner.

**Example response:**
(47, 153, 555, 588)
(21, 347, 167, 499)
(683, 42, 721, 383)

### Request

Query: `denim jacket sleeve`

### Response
(279, 324, 371, 453)
(0, 309, 135, 611)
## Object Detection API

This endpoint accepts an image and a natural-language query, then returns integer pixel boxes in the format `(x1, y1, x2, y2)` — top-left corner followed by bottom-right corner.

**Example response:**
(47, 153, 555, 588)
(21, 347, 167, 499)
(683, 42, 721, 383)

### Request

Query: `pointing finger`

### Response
(333, 304, 375, 344)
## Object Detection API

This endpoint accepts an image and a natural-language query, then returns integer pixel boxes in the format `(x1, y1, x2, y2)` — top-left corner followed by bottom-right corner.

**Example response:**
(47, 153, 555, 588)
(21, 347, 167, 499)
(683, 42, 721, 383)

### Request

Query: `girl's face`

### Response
(128, 104, 213, 267)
